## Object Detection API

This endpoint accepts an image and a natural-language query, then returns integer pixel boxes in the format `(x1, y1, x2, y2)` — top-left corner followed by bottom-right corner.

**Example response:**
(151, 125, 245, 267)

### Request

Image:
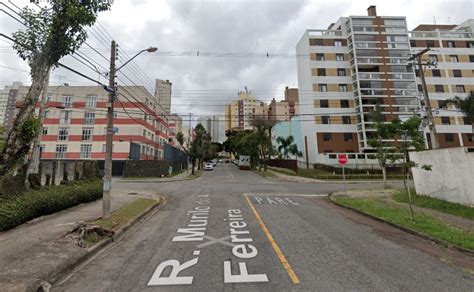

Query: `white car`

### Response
(204, 163, 214, 171)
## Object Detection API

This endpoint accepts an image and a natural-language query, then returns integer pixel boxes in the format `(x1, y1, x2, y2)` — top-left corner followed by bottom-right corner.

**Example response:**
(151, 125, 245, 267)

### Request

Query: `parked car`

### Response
(204, 163, 214, 171)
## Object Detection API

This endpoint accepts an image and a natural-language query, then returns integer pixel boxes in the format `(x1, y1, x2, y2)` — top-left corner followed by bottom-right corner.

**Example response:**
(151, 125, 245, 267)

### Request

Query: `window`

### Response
(450, 55, 459, 63)
(441, 117, 450, 125)
(309, 39, 323, 46)
(342, 116, 352, 124)
(82, 127, 93, 141)
(336, 54, 344, 61)
(84, 112, 95, 125)
(42, 127, 48, 135)
(444, 133, 454, 142)
(447, 41, 455, 48)
(323, 133, 332, 141)
(86, 95, 97, 108)
(410, 40, 416, 47)
(340, 100, 349, 108)
(417, 84, 423, 92)
(56, 144, 67, 159)
(317, 68, 326, 76)
(316, 53, 325, 61)
(339, 84, 348, 92)
(102, 144, 114, 152)
(320, 99, 329, 108)
(432, 69, 441, 77)
(43, 109, 49, 119)
(318, 84, 327, 92)
(80, 144, 92, 159)
(337, 69, 346, 76)
(455, 85, 465, 93)
(343, 133, 353, 142)
(58, 127, 69, 141)
(143, 129, 147, 137)
(464, 117, 470, 125)
(470, 55, 474, 62)
(453, 70, 462, 77)
(63, 95, 72, 108)
(426, 40, 435, 48)
(468, 134, 474, 142)
(59, 111, 71, 124)
(435, 85, 444, 93)
(467, 42, 474, 48)
(428, 55, 438, 63)
(321, 116, 330, 124)
(438, 100, 448, 109)
(334, 40, 342, 47)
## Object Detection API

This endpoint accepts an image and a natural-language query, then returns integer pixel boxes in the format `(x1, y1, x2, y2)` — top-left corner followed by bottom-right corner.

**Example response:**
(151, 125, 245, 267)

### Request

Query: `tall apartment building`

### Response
(155, 79, 172, 114)
(296, 5, 474, 166)
(5, 83, 171, 161)
(225, 91, 268, 132)
(197, 115, 220, 142)
(284, 87, 300, 119)
(409, 21, 474, 148)
(0, 82, 23, 131)
(167, 113, 183, 147)
(268, 98, 290, 122)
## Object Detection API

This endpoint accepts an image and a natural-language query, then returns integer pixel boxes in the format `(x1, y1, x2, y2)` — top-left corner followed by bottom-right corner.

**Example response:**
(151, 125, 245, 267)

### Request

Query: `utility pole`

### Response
(103, 40, 116, 219)
(409, 47, 439, 149)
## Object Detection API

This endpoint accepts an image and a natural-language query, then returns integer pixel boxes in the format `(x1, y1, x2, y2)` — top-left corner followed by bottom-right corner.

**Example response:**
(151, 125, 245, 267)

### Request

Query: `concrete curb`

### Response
(41, 196, 165, 291)
(329, 196, 474, 257)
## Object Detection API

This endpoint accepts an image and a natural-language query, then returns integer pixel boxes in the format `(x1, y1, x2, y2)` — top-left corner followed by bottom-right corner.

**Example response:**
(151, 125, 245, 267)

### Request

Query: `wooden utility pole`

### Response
(103, 40, 116, 219)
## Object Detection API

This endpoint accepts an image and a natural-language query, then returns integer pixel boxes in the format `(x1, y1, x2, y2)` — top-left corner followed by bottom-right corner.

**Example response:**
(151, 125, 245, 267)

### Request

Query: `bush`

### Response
(0, 175, 26, 197)
(27, 173, 41, 189)
(0, 180, 102, 231)
(45, 174, 51, 186)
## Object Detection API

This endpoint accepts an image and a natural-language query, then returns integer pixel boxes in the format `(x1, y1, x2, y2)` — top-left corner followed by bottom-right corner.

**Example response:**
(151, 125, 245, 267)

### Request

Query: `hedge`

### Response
(0, 180, 102, 231)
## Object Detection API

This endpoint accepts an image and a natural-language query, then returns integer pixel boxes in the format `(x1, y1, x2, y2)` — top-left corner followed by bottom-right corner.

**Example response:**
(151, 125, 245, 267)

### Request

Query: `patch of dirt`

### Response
(65, 222, 113, 248)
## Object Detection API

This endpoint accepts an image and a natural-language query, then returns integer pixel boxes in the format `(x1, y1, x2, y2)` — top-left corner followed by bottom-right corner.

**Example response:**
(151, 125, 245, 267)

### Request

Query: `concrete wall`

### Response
(410, 147, 474, 206)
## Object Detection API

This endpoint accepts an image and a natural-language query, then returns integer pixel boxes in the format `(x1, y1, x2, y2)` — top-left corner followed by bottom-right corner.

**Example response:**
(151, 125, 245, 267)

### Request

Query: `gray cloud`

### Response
(1, 0, 473, 117)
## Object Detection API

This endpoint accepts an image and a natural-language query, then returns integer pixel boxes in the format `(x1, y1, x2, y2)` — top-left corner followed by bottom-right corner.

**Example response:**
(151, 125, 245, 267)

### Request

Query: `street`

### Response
(54, 164, 474, 291)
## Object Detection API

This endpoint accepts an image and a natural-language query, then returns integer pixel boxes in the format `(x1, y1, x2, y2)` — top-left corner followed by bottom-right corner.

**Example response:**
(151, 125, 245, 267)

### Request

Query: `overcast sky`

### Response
(1, 0, 473, 118)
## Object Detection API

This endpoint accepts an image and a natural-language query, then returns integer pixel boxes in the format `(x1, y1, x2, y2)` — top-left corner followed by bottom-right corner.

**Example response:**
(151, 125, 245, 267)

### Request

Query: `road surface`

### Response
(54, 164, 474, 291)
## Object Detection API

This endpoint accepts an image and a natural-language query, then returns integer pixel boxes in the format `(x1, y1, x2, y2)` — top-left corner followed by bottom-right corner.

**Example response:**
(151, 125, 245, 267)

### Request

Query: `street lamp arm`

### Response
(115, 47, 157, 72)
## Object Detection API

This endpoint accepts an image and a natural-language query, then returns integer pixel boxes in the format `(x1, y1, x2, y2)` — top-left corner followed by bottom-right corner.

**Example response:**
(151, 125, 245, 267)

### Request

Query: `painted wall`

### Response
(409, 147, 474, 206)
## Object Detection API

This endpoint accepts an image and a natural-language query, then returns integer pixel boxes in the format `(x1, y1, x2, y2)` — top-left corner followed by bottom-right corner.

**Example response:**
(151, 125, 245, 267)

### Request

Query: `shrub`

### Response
(0, 175, 26, 197)
(27, 173, 41, 189)
(45, 174, 51, 186)
(0, 180, 102, 231)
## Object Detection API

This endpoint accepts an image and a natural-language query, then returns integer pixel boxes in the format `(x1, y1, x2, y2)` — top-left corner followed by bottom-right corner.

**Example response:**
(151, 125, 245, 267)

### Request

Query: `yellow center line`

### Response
(243, 193, 301, 284)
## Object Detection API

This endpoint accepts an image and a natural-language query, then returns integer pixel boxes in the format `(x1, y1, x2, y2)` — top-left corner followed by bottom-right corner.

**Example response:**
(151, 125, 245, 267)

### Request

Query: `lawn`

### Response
(269, 166, 404, 180)
(92, 197, 157, 231)
(393, 190, 474, 220)
(333, 196, 474, 251)
(255, 170, 275, 178)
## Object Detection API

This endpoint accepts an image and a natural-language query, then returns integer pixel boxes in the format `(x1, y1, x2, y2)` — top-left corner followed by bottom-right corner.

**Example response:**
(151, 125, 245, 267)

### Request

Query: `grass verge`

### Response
(269, 167, 404, 180)
(92, 197, 157, 231)
(122, 171, 184, 180)
(333, 196, 474, 251)
(254, 170, 275, 178)
(188, 169, 203, 180)
(393, 190, 474, 220)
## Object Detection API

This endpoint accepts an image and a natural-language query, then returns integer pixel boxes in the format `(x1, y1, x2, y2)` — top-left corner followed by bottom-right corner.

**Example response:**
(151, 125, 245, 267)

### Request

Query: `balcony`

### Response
(356, 57, 383, 65)
(354, 42, 378, 49)
(358, 72, 384, 80)
(307, 29, 343, 37)
(409, 31, 473, 39)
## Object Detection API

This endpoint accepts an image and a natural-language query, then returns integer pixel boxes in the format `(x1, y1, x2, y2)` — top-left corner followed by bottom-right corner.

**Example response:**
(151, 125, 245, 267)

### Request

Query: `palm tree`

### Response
(276, 136, 301, 159)
(448, 91, 474, 134)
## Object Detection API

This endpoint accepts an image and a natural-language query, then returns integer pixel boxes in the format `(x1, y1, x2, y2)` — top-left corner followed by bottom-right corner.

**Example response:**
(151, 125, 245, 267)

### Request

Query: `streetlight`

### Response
(102, 42, 157, 219)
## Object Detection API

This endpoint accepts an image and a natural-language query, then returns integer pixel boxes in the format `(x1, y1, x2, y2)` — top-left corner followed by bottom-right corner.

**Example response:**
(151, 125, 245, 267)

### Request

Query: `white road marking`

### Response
(196, 235, 236, 248)
(193, 250, 201, 256)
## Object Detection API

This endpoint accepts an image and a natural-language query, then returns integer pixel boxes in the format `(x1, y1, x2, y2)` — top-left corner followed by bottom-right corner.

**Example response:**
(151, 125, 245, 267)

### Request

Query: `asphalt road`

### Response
(54, 164, 474, 291)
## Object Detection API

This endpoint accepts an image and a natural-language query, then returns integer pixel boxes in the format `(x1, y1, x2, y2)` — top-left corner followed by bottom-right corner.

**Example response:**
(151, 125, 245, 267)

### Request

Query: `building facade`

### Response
(5, 84, 172, 161)
(225, 91, 269, 132)
(296, 6, 474, 166)
(155, 79, 172, 114)
(409, 20, 474, 148)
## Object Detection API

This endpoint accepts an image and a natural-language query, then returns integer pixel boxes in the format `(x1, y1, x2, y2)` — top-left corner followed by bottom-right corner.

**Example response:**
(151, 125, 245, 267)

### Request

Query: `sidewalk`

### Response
(333, 189, 474, 234)
(0, 184, 158, 291)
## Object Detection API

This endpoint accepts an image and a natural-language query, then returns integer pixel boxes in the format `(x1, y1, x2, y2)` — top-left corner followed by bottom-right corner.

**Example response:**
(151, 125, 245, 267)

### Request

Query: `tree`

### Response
(276, 135, 302, 160)
(253, 117, 276, 171)
(389, 116, 430, 220)
(367, 105, 397, 188)
(0, 1, 112, 176)
(448, 91, 474, 134)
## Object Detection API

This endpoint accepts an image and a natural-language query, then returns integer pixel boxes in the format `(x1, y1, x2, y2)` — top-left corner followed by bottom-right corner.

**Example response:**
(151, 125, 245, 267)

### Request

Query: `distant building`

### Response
(284, 87, 299, 119)
(155, 79, 172, 114)
(168, 113, 183, 147)
(0, 82, 23, 131)
(197, 115, 221, 142)
(225, 91, 268, 132)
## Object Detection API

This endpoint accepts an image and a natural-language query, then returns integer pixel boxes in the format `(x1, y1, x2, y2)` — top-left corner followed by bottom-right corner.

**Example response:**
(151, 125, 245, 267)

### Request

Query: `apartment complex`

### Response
(155, 79, 172, 114)
(409, 21, 474, 148)
(296, 6, 474, 165)
(197, 115, 221, 142)
(0, 82, 23, 131)
(268, 88, 300, 122)
(4, 83, 172, 161)
(225, 91, 269, 132)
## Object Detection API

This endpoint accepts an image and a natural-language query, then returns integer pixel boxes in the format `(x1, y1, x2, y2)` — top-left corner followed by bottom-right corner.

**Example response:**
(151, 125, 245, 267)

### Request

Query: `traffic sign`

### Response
(338, 154, 347, 165)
